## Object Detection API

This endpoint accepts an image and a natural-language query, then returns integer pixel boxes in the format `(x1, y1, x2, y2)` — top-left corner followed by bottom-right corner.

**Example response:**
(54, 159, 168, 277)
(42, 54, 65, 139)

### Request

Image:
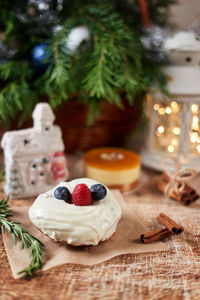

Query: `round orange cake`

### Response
(84, 147, 141, 192)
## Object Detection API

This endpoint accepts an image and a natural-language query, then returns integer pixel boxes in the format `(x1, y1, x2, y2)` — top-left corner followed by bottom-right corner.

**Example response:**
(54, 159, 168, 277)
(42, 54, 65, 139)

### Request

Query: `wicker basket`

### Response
(54, 99, 140, 152)
(0, 98, 141, 153)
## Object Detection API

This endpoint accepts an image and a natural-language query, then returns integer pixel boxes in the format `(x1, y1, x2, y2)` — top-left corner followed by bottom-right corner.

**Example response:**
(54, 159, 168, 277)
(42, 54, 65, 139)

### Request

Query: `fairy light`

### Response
(153, 101, 181, 153)
(192, 132, 198, 137)
(191, 104, 199, 113)
(193, 124, 199, 131)
(168, 145, 175, 153)
(192, 116, 199, 131)
(191, 134, 197, 143)
(157, 126, 165, 133)
(147, 84, 200, 158)
(190, 105, 200, 153)
(193, 116, 199, 124)
(171, 138, 178, 146)
(151, 97, 200, 156)
(171, 101, 178, 109)
(196, 145, 200, 153)
(171, 101, 179, 113)
(158, 107, 165, 115)
(165, 107, 172, 114)
(153, 104, 160, 111)
(173, 127, 181, 135)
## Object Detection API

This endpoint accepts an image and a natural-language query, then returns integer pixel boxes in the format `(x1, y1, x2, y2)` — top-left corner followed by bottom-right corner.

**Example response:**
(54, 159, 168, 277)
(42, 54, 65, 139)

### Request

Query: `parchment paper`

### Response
(3, 190, 168, 279)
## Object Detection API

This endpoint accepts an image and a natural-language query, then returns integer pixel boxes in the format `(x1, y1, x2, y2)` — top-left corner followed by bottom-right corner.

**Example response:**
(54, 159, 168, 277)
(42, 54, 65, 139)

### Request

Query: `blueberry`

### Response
(90, 184, 107, 201)
(54, 186, 70, 203)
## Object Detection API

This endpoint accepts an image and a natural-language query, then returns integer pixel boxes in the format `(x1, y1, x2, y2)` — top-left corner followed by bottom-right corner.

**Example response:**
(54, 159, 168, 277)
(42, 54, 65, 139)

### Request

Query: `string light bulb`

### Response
(193, 116, 198, 124)
(151, 100, 200, 155)
(190, 104, 200, 153)
(144, 92, 200, 170)
(171, 101, 179, 113)
(168, 145, 175, 153)
(171, 101, 178, 109)
(153, 104, 160, 111)
(173, 127, 181, 135)
(171, 138, 178, 146)
(196, 145, 200, 153)
(191, 135, 197, 143)
(165, 107, 172, 114)
(191, 104, 198, 113)
(158, 107, 165, 115)
(157, 126, 165, 133)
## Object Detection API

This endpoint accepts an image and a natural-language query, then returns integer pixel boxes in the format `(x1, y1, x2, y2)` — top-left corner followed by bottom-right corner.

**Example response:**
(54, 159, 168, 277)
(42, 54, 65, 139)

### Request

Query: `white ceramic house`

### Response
(1, 103, 68, 198)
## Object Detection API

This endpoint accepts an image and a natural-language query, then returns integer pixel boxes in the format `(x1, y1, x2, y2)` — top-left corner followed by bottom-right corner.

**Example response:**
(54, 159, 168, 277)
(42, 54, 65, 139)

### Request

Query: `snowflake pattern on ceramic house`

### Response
(1, 103, 68, 198)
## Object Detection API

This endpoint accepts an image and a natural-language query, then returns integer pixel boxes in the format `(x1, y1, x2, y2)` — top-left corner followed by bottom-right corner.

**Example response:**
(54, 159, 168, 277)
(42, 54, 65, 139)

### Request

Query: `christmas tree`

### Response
(0, 0, 176, 125)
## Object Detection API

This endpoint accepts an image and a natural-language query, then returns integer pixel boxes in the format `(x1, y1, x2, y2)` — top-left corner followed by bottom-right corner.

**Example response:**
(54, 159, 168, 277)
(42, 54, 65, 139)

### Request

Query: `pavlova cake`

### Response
(29, 178, 121, 246)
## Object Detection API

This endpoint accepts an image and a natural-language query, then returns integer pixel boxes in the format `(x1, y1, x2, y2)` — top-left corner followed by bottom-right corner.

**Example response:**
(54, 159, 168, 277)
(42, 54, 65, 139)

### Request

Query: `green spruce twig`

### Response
(0, 197, 43, 277)
(0, 0, 174, 125)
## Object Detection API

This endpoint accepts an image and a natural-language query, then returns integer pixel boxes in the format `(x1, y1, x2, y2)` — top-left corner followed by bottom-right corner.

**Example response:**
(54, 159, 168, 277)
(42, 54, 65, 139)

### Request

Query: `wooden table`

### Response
(1, 164, 200, 300)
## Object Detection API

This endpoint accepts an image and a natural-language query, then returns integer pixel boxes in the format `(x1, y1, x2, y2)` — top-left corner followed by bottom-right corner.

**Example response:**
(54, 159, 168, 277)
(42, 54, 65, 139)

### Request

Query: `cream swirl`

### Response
(28, 178, 121, 246)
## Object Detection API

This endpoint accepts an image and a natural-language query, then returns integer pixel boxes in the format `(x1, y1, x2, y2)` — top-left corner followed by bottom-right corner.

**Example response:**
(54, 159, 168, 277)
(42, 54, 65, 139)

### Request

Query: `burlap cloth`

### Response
(3, 190, 167, 279)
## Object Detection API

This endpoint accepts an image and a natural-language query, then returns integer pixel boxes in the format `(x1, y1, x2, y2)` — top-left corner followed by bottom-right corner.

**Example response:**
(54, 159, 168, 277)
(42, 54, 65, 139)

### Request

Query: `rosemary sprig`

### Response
(0, 197, 43, 277)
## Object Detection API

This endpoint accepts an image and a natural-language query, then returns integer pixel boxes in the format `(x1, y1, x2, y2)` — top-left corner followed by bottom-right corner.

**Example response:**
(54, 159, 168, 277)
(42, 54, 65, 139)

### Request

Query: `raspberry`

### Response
(71, 184, 92, 206)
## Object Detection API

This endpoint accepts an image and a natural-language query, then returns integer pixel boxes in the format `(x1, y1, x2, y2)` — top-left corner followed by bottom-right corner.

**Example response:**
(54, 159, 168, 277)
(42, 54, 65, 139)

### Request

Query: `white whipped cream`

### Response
(164, 31, 200, 51)
(29, 178, 121, 246)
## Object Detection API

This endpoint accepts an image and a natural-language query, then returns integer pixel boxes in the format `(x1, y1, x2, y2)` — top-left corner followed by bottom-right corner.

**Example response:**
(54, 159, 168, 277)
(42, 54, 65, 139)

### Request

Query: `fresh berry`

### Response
(71, 184, 92, 206)
(54, 186, 70, 203)
(90, 184, 107, 201)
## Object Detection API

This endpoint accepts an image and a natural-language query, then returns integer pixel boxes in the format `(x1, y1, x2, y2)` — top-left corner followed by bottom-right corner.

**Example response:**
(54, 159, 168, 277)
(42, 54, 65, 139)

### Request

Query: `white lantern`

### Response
(142, 31, 200, 171)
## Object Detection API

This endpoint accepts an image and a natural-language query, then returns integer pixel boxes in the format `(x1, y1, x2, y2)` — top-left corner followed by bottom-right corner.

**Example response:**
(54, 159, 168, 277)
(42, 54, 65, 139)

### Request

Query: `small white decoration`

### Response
(66, 26, 90, 52)
(164, 31, 200, 51)
(163, 31, 200, 67)
(1, 103, 68, 198)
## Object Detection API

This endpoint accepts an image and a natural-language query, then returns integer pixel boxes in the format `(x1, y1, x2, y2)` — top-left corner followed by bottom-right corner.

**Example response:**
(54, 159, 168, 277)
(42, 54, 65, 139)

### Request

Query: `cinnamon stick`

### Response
(171, 187, 199, 205)
(157, 213, 184, 234)
(162, 172, 170, 182)
(156, 173, 199, 205)
(156, 178, 167, 193)
(140, 228, 173, 244)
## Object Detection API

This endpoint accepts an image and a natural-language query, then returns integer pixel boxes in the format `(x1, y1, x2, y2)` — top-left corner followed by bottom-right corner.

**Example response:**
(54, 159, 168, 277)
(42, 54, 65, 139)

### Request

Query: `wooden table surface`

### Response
(1, 158, 200, 300)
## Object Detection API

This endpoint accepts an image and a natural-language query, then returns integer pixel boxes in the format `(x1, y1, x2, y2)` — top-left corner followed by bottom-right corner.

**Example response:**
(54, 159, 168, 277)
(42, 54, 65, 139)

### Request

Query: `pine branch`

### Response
(0, 61, 34, 81)
(0, 197, 43, 277)
(0, 61, 37, 125)
(0, 0, 174, 125)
